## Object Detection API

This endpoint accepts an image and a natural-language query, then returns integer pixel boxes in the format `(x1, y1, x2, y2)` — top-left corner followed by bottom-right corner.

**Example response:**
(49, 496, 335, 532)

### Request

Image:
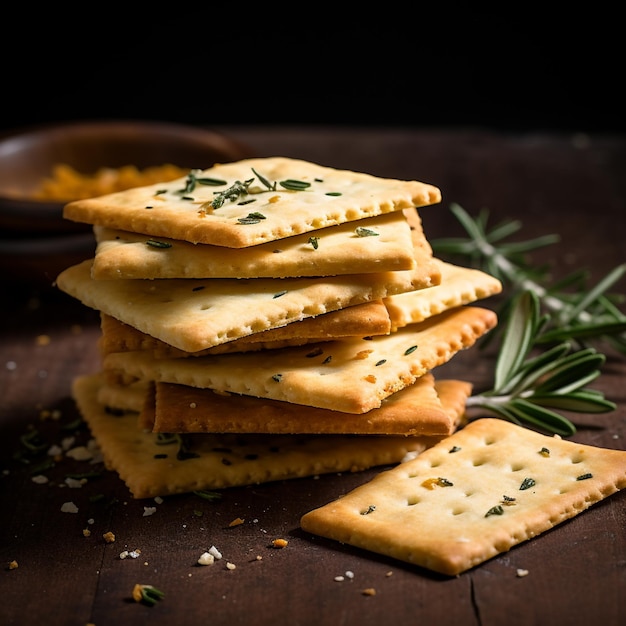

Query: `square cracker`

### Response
(72, 373, 445, 499)
(98, 299, 393, 358)
(56, 251, 440, 353)
(145, 373, 472, 436)
(102, 306, 497, 414)
(300, 418, 626, 576)
(91, 211, 418, 279)
(62, 157, 442, 247)
(384, 259, 503, 331)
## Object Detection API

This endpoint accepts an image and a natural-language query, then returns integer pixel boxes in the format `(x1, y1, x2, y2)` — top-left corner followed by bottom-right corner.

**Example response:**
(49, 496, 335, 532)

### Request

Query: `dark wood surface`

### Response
(1, 126, 625, 626)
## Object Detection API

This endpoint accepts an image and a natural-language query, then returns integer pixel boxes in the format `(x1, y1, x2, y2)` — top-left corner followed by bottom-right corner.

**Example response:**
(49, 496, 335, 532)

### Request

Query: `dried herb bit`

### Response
(501, 495, 517, 505)
(19, 429, 48, 454)
(306, 347, 324, 358)
(322, 355, 333, 364)
(308, 236, 320, 250)
(196, 176, 228, 187)
(146, 239, 172, 249)
(361, 505, 376, 515)
(519, 477, 536, 490)
(193, 489, 223, 501)
(325, 192, 342, 196)
(132, 583, 165, 606)
(485, 505, 505, 517)
(272, 374, 283, 382)
(355, 227, 379, 237)
(237, 211, 266, 224)
(273, 290, 287, 299)
(210, 178, 255, 209)
(375, 359, 387, 366)
(279, 179, 311, 191)
(539, 447, 550, 457)
(251, 168, 277, 191)
(449, 446, 462, 453)
(155, 433, 179, 446)
(404, 345, 418, 355)
(237, 198, 257, 206)
(577, 473, 593, 480)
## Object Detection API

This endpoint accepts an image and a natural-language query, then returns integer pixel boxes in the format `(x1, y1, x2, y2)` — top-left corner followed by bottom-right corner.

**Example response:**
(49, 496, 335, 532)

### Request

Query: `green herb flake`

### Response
(355, 227, 379, 237)
(449, 446, 462, 453)
(146, 239, 172, 249)
(577, 473, 593, 480)
(237, 199, 257, 205)
(539, 447, 550, 457)
(485, 505, 505, 517)
(361, 505, 376, 515)
(273, 290, 287, 299)
(133, 584, 165, 607)
(251, 168, 276, 191)
(404, 345, 418, 355)
(375, 359, 387, 366)
(237, 212, 266, 224)
(196, 177, 227, 187)
(272, 374, 283, 382)
(308, 236, 319, 250)
(325, 192, 342, 196)
(519, 477, 536, 490)
(279, 179, 311, 191)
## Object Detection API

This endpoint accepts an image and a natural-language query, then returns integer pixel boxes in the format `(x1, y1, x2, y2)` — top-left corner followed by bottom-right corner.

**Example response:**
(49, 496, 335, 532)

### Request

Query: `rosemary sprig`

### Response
(465, 290, 616, 435)
(430, 203, 626, 354)
(429, 203, 623, 435)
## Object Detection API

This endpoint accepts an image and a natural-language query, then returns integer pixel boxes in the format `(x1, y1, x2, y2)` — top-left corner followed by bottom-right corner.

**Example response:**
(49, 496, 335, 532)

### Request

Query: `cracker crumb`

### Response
(229, 517, 245, 527)
(8, 560, 18, 570)
(208, 546, 222, 560)
(198, 552, 215, 566)
(271, 538, 288, 549)
(103, 531, 115, 543)
(362, 588, 376, 596)
(83, 529, 91, 537)
(61, 502, 79, 513)
(143, 507, 157, 517)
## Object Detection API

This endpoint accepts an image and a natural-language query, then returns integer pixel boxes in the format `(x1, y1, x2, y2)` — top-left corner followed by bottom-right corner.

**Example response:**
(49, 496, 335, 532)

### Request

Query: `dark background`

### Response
(1, 9, 623, 134)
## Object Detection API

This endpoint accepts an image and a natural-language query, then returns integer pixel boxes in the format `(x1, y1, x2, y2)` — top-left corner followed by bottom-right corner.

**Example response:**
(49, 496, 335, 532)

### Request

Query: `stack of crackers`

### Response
(56, 156, 505, 499)
(55, 156, 626, 576)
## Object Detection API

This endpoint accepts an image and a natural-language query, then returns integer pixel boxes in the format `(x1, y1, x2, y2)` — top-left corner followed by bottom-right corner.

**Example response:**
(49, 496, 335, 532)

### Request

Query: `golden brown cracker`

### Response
(57, 255, 439, 354)
(384, 259, 502, 331)
(63, 157, 441, 247)
(72, 373, 442, 499)
(91, 212, 418, 279)
(102, 306, 497, 414)
(146, 374, 471, 436)
(301, 418, 626, 576)
(98, 300, 392, 358)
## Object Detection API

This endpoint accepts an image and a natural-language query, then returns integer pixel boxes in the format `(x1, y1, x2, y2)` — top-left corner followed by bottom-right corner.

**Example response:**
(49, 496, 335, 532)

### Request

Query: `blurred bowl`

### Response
(0, 120, 252, 236)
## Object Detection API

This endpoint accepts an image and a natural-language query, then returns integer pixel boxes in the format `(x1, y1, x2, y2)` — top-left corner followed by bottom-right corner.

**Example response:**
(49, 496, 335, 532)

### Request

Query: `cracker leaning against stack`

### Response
(56, 156, 500, 498)
(55, 156, 626, 576)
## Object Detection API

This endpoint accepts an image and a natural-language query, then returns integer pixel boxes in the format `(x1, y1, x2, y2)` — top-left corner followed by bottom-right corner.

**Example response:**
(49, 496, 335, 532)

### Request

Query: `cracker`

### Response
(91, 212, 418, 279)
(62, 157, 442, 247)
(145, 374, 471, 436)
(102, 306, 497, 414)
(72, 373, 443, 499)
(300, 417, 626, 576)
(384, 259, 503, 331)
(56, 254, 440, 353)
(96, 378, 150, 413)
(98, 299, 392, 358)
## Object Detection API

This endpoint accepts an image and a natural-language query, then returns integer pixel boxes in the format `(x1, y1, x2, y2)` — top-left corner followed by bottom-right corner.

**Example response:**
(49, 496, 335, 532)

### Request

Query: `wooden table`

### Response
(1, 126, 625, 626)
